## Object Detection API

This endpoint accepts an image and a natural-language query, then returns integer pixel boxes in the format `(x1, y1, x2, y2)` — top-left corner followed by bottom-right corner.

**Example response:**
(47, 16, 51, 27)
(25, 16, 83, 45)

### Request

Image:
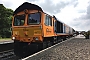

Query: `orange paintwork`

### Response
(12, 9, 72, 43)
(42, 13, 55, 37)
(12, 10, 43, 42)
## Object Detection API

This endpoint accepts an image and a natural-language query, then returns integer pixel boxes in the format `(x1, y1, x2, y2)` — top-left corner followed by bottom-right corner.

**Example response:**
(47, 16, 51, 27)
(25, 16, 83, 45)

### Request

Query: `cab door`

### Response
(43, 14, 54, 37)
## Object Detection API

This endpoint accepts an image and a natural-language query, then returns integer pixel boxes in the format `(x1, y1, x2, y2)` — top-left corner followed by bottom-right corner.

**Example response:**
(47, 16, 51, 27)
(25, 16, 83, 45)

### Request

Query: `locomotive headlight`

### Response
(12, 37, 15, 40)
(33, 37, 38, 40)
(35, 37, 38, 40)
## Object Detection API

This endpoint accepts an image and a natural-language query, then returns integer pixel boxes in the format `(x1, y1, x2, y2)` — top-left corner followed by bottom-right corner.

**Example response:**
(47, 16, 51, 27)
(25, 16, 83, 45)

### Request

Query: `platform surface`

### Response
(0, 40, 13, 44)
(23, 35, 90, 60)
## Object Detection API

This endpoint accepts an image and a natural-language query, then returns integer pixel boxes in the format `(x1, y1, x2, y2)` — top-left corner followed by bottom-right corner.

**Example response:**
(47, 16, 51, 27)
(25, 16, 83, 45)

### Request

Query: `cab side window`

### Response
(45, 15, 52, 26)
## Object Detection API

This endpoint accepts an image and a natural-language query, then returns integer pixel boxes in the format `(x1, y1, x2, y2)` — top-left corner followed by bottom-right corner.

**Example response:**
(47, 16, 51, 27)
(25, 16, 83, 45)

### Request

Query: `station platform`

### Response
(22, 35, 90, 60)
(0, 40, 13, 44)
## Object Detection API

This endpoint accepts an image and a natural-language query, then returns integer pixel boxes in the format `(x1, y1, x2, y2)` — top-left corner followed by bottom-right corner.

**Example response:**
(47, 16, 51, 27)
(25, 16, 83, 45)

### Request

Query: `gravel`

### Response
(25, 38, 90, 60)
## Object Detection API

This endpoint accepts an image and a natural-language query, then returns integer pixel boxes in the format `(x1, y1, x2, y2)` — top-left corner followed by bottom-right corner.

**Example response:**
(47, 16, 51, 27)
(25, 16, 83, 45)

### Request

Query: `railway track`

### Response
(0, 49, 16, 60)
(0, 41, 18, 60)
(0, 37, 75, 60)
(0, 37, 74, 60)
(0, 42, 14, 52)
(0, 49, 25, 60)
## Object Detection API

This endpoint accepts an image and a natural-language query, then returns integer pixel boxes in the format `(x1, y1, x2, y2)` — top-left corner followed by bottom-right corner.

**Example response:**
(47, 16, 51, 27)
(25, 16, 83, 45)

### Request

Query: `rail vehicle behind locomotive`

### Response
(12, 2, 75, 57)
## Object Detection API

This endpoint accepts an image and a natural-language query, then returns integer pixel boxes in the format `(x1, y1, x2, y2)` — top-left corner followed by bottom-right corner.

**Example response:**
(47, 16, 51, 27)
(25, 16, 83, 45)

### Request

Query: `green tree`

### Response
(0, 4, 13, 38)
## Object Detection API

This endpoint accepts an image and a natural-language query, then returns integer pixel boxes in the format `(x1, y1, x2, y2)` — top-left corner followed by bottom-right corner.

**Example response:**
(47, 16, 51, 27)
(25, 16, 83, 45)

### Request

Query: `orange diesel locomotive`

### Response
(12, 2, 75, 57)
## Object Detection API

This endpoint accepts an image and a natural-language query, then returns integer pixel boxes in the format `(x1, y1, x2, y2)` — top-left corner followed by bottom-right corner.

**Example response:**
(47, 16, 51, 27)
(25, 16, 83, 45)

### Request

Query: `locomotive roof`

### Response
(53, 15, 63, 23)
(13, 2, 43, 15)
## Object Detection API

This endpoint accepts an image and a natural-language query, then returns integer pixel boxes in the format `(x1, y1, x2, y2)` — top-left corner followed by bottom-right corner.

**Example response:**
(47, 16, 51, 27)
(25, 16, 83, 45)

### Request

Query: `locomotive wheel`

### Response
(43, 41, 48, 49)
(37, 41, 47, 51)
(14, 40, 31, 57)
(47, 41, 53, 47)
(14, 42, 23, 57)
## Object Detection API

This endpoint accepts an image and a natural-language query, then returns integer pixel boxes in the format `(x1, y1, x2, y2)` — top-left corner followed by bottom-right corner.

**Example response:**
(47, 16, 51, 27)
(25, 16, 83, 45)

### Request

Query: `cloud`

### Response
(0, 0, 90, 31)
(73, 1, 78, 7)
(27, 0, 78, 14)
(78, 10, 86, 13)
(0, 0, 79, 15)
(0, 0, 13, 8)
(0, 0, 28, 10)
(73, 19, 90, 31)
(29, 0, 89, 31)
(75, 1, 90, 20)
(86, 2, 90, 19)
(27, 0, 38, 2)
(69, 2, 90, 31)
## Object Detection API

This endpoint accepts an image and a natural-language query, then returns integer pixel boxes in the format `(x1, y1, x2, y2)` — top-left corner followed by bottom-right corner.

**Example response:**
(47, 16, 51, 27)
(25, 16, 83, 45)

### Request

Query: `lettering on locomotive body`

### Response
(34, 30, 41, 35)
(46, 28, 51, 32)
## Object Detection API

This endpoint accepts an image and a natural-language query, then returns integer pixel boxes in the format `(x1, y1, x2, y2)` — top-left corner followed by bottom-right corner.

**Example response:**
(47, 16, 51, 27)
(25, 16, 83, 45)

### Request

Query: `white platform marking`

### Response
(22, 37, 74, 60)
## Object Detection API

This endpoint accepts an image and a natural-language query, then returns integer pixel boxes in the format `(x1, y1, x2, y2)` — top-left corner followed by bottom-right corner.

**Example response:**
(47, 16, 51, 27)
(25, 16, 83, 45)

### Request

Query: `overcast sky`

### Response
(0, 0, 90, 31)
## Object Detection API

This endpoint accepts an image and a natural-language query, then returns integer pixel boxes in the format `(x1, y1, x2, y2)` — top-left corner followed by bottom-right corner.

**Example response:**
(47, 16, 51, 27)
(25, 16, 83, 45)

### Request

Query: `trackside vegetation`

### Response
(0, 4, 13, 38)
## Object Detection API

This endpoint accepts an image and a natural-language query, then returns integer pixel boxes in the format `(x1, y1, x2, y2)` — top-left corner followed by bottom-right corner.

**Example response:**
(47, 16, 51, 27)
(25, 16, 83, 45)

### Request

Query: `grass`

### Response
(0, 38, 11, 41)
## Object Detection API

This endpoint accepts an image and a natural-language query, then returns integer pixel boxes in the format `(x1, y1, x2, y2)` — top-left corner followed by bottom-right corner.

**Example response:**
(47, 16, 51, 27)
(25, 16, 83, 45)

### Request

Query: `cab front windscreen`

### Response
(14, 14, 25, 26)
(13, 12, 41, 26)
(28, 12, 41, 25)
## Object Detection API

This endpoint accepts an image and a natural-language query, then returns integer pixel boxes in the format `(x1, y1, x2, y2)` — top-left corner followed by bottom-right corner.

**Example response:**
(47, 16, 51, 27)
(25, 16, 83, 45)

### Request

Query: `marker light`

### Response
(12, 37, 15, 40)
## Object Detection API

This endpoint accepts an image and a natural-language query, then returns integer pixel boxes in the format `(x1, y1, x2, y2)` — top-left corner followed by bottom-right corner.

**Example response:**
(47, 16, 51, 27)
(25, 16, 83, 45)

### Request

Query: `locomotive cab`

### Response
(12, 2, 46, 57)
(12, 10, 47, 57)
(12, 10, 43, 42)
